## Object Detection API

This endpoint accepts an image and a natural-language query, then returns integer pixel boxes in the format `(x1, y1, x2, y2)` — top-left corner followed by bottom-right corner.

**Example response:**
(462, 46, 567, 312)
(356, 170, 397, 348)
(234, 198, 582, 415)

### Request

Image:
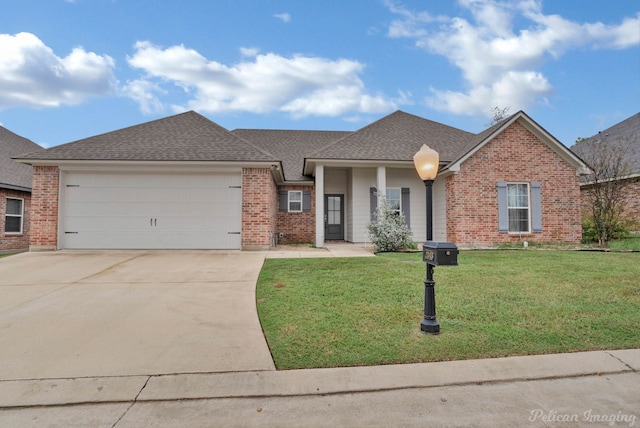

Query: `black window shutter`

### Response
(303, 191, 311, 212)
(279, 190, 288, 212)
(370, 187, 377, 221)
(497, 182, 508, 233)
(401, 187, 410, 228)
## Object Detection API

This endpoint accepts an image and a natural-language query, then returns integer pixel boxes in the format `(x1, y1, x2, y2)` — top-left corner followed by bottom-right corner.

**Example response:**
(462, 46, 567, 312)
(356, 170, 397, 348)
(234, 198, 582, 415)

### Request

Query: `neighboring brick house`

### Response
(0, 126, 42, 253)
(570, 112, 640, 231)
(15, 110, 588, 251)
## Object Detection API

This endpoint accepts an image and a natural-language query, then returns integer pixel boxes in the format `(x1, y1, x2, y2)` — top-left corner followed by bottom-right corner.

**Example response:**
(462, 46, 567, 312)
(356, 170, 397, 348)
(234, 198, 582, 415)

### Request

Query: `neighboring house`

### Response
(0, 126, 42, 253)
(570, 112, 640, 231)
(15, 110, 588, 251)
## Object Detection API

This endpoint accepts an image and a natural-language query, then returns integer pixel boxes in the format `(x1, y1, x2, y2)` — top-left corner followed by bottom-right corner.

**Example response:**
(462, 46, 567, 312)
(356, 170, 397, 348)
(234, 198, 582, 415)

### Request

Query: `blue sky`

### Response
(0, 0, 638, 149)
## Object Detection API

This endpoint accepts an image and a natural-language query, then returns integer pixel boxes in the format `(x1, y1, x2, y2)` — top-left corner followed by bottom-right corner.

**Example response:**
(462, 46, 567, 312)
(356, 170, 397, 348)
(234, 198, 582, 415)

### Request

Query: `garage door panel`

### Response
(66, 173, 242, 188)
(62, 172, 243, 250)
(65, 200, 238, 217)
(66, 187, 239, 203)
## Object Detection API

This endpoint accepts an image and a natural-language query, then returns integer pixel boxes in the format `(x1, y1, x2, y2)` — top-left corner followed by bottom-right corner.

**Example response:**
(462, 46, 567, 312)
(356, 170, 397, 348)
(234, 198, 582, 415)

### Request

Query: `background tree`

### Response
(576, 134, 633, 246)
(487, 106, 511, 126)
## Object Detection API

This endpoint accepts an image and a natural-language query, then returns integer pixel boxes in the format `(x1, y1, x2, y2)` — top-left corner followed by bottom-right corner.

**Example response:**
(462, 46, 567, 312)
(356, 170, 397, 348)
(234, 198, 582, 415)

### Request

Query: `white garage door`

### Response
(61, 171, 242, 249)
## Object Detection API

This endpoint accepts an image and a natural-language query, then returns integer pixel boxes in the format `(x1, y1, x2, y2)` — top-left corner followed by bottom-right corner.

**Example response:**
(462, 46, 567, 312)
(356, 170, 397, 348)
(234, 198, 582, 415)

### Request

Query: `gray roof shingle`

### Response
(306, 110, 474, 163)
(1, 126, 42, 191)
(13, 109, 573, 184)
(231, 129, 351, 181)
(570, 112, 640, 174)
(15, 111, 278, 163)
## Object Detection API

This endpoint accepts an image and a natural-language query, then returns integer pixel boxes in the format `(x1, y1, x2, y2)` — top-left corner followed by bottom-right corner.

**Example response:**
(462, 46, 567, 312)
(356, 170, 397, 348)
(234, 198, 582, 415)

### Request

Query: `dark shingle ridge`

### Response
(306, 110, 475, 163)
(570, 112, 640, 174)
(0, 126, 42, 190)
(15, 111, 278, 162)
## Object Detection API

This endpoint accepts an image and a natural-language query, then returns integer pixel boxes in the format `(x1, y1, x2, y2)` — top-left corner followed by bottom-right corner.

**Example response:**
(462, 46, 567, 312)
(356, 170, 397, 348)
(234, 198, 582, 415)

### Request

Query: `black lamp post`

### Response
(413, 145, 440, 334)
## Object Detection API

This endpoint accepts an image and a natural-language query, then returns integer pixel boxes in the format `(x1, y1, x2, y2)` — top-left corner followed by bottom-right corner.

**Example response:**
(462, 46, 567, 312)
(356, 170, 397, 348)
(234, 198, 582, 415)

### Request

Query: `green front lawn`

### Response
(256, 250, 640, 369)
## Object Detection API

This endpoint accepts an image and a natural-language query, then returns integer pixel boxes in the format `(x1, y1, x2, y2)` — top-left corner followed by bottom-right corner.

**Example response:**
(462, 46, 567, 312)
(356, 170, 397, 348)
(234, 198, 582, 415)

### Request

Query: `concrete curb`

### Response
(2, 349, 637, 408)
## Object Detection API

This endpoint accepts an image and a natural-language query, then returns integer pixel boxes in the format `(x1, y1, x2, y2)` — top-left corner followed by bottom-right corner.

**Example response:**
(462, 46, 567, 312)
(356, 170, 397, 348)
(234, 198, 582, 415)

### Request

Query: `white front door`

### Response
(61, 171, 242, 249)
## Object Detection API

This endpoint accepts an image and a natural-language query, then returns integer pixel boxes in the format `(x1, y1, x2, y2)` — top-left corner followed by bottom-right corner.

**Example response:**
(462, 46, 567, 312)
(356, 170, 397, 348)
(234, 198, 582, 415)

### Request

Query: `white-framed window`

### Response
(507, 183, 530, 233)
(5, 197, 24, 234)
(288, 191, 302, 212)
(385, 188, 401, 215)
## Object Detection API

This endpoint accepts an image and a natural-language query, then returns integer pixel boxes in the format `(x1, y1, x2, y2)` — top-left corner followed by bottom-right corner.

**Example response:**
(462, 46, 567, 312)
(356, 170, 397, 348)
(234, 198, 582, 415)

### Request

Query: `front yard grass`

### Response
(256, 250, 640, 369)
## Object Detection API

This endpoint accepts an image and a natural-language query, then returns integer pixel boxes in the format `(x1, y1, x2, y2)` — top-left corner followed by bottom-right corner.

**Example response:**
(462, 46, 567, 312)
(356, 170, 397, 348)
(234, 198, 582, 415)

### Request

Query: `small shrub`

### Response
(582, 211, 630, 244)
(367, 198, 413, 252)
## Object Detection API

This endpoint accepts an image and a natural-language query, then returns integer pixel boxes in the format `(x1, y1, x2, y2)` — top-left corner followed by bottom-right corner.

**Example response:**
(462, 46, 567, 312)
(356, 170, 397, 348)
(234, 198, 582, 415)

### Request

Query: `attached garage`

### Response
(14, 111, 284, 251)
(60, 170, 242, 250)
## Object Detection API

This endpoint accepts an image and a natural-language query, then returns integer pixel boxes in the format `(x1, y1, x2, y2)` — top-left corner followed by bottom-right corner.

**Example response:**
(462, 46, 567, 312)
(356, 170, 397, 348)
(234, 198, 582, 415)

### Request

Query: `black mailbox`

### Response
(422, 241, 458, 266)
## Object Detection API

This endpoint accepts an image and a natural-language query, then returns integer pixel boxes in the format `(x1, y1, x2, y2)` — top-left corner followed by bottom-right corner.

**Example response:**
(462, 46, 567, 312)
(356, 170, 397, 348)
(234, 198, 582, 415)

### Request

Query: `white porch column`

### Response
(376, 166, 387, 203)
(315, 164, 325, 248)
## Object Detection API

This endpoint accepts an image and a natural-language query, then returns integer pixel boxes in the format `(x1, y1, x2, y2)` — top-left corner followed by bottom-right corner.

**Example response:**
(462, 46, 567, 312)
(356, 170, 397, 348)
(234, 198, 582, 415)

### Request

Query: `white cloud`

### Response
(274, 13, 291, 23)
(126, 41, 399, 117)
(387, 0, 640, 117)
(427, 70, 552, 115)
(385, 0, 445, 38)
(240, 47, 260, 57)
(120, 79, 165, 114)
(0, 32, 116, 109)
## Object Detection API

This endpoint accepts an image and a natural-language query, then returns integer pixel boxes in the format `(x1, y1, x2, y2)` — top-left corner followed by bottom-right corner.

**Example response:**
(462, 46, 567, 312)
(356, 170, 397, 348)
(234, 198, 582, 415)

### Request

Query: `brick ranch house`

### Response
(570, 112, 640, 232)
(15, 110, 588, 251)
(1, 126, 42, 253)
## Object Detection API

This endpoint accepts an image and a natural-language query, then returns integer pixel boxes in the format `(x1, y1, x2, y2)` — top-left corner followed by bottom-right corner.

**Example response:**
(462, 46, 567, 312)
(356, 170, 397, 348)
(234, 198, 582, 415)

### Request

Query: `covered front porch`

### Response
(312, 164, 447, 248)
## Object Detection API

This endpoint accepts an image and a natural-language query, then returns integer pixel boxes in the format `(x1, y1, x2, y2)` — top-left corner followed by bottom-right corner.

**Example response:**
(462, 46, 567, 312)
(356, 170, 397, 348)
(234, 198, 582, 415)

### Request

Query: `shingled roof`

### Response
(14, 111, 278, 163)
(570, 112, 640, 174)
(231, 129, 351, 181)
(306, 110, 474, 163)
(0, 126, 42, 191)
(13, 109, 585, 184)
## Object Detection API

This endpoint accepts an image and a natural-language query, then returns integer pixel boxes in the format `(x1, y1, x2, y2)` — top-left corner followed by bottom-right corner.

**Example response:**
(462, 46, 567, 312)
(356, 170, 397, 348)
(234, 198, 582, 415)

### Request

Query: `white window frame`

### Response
(507, 183, 531, 234)
(288, 190, 303, 212)
(385, 188, 402, 215)
(5, 197, 24, 234)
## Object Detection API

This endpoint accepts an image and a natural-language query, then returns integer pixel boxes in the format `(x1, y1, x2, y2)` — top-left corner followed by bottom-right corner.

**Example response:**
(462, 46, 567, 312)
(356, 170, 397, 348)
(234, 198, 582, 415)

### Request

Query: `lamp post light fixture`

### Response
(413, 144, 441, 334)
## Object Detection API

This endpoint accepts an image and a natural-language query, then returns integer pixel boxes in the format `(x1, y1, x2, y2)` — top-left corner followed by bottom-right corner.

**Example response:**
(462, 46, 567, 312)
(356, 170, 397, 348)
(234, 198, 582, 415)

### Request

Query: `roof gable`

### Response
(0, 126, 42, 190)
(307, 110, 474, 163)
(444, 111, 589, 174)
(15, 111, 278, 163)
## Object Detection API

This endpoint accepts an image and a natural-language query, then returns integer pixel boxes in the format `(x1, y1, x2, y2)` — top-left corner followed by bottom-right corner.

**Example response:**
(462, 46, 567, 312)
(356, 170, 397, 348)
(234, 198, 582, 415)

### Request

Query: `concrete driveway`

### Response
(0, 251, 275, 380)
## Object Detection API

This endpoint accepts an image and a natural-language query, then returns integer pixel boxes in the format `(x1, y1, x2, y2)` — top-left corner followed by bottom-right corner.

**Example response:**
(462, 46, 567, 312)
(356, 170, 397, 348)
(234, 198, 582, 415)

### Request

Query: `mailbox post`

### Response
(421, 241, 458, 334)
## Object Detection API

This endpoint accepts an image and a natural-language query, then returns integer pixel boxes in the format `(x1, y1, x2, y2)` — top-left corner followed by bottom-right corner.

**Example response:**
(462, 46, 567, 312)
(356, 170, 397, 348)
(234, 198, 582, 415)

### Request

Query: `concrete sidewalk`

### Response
(0, 349, 638, 426)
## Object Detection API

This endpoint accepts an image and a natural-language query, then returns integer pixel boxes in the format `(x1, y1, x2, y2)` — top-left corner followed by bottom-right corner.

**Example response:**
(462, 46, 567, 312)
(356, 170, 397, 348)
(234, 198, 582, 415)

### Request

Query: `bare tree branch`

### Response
(578, 133, 633, 246)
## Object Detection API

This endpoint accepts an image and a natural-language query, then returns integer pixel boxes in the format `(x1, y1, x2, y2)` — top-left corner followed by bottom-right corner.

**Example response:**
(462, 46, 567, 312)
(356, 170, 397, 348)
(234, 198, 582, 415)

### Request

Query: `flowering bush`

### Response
(367, 198, 413, 252)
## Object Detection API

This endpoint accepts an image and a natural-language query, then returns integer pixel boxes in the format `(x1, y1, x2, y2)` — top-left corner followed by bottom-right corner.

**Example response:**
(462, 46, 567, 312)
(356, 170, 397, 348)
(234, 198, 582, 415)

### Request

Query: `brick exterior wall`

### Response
(623, 177, 640, 230)
(447, 121, 582, 246)
(276, 185, 315, 244)
(29, 166, 60, 251)
(0, 189, 31, 252)
(241, 167, 277, 250)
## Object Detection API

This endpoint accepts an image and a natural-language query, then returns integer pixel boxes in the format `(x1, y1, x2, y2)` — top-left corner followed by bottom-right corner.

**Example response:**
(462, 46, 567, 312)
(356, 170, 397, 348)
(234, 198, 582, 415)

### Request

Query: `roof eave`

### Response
(304, 158, 422, 177)
(0, 183, 31, 192)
